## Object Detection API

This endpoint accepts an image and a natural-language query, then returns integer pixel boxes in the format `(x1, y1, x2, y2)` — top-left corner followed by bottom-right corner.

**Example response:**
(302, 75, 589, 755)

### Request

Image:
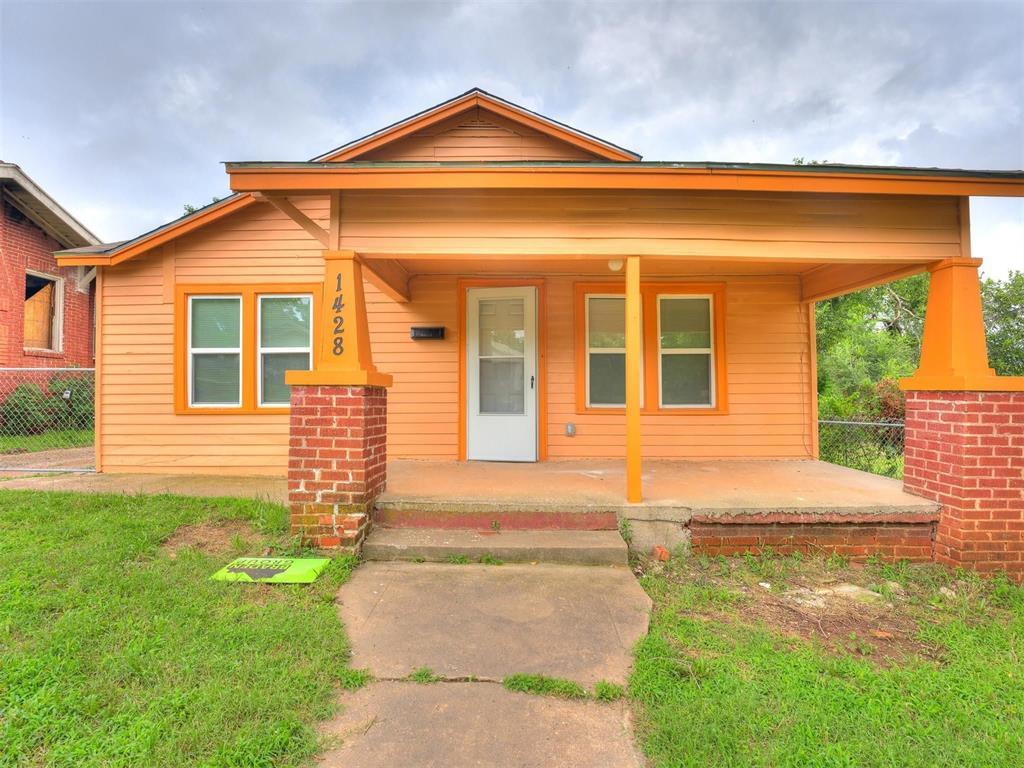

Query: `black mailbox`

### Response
(410, 326, 445, 340)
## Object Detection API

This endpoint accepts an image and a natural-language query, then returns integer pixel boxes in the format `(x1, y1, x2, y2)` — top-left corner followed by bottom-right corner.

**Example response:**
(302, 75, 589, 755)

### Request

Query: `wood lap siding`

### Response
(357, 108, 601, 162)
(339, 190, 961, 261)
(97, 190, 956, 472)
(99, 204, 326, 475)
(546, 275, 814, 459)
(367, 276, 459, 458)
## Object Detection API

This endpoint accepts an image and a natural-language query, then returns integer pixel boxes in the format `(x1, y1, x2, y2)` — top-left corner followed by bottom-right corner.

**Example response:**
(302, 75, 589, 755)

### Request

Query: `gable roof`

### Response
(1, 163, 99, 248)
(54, 89, 641, 266)
(54, 90, 1024, 268)
(314, 88, 642, 163)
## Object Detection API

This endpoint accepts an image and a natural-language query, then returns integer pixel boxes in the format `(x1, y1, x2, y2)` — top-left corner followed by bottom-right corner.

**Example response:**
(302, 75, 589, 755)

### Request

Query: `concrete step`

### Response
(362, 528, 629, 566)
(373, 505, 619, 531)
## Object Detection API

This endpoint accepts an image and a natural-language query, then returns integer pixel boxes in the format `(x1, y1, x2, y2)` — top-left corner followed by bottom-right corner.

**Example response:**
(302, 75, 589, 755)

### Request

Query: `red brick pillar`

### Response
(288, 384, 387, 551)
(903, 391, 1024, 580)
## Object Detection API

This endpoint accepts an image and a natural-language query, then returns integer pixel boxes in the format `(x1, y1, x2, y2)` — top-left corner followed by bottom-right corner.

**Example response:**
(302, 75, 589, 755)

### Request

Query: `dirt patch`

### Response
(643, 556, 947, 667)
(162, 519, 258, 559)
(734, 583, 940, 665)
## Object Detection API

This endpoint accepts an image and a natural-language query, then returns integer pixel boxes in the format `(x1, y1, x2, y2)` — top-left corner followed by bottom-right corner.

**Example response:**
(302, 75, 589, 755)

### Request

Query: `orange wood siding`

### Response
(96, 189, 956, 473)
(338, 190, 961, 261)
(357, 107, 601, 162)
(97, 203, 326, 475)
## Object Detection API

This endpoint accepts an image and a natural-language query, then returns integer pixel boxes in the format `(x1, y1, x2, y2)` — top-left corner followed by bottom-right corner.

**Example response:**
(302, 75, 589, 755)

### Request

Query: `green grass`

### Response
(503, 674, 588, 700)
(593, 681, 625, 701)
(406, 667, 442, 684)
(631, 555, 1024, 768)
(0, 490, 365, 767)
(0, 429, 93, 454)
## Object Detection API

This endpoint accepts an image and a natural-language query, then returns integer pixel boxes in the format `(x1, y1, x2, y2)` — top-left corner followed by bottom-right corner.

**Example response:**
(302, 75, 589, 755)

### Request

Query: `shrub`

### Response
(48, 375, 95, 429)
(874, 378, 905, 421)
(2, 383, 56, 435)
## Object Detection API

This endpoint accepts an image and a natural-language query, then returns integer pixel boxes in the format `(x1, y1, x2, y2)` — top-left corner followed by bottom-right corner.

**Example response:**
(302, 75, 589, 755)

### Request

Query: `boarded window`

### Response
(24, 273, 61, 351)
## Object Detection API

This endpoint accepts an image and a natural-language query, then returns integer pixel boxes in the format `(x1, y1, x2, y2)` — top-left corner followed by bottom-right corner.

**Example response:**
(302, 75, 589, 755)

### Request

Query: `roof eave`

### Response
(0, 164, 100, 248)
(225, 163, 1024, 198)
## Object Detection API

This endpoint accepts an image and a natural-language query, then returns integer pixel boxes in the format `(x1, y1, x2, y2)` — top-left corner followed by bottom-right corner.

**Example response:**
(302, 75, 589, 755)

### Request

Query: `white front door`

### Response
(466, 286, 538, 461)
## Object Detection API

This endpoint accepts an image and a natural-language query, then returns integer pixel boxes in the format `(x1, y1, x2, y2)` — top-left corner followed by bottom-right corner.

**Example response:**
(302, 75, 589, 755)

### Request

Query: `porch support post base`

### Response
(287, 383, 387, 552)
(903, 390, 1024, 581)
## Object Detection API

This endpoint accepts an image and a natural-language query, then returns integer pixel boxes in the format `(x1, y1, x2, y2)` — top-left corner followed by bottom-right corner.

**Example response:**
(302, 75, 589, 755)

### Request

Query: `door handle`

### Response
(530, 375, 535, 389)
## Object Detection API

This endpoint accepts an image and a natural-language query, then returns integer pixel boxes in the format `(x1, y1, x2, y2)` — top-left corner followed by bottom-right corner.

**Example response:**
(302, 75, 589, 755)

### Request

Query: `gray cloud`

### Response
(1, 0, 1021, 274)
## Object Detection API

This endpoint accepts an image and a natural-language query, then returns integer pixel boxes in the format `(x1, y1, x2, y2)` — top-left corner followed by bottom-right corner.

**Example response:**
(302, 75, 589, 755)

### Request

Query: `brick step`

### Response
(362, 528, 629, 566)
(373, 505, 619, 531)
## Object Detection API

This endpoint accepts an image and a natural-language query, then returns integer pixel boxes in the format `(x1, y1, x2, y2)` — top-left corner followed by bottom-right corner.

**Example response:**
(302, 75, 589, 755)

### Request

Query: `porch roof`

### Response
(224, 159, 1024, 197)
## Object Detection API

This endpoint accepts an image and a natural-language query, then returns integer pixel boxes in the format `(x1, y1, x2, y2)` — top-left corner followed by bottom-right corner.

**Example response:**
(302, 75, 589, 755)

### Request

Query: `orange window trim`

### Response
(573, 281, 728, 415)
(457, 278, 548, 462)
(174, 283, 322, 415)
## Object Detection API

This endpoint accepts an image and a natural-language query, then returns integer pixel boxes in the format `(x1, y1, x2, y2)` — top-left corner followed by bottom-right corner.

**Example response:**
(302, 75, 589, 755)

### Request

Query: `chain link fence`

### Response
(0, 368, 95, 472)
(818, 417, 905, 479)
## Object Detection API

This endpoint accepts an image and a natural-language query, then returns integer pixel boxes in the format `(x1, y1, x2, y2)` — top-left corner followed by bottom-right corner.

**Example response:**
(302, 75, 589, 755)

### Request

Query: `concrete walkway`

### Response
(0, 471, 287, 502)
(0, 446, 94, 476)
(319, 682, 643, 768)
(324, 561, 651, 766)
(340, 562, 650, 686)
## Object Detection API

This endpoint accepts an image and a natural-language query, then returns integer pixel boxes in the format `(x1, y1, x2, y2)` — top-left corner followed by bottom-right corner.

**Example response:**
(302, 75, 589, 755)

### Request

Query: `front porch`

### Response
(381, 457, 935, 516)
(375, 458, 940, 557)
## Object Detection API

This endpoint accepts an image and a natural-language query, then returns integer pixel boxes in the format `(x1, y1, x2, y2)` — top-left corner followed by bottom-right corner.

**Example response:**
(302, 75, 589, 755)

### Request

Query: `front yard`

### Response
(2, 490, 1021, 766)
(0, 491, 365, 767)
(631, 552, 1024, 767)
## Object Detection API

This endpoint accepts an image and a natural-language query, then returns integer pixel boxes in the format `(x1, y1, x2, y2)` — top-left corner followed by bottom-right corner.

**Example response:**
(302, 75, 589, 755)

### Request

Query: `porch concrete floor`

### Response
(382, 458, 939, 518)
(0, 459, 938, 520)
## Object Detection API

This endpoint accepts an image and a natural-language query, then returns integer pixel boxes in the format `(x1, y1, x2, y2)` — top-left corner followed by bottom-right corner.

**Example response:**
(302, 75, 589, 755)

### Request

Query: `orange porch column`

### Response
(287, 250, 393, 389)
(900, 258, 997, 391)
(286, 249, 392, 551)
(625, 256, 643, 503)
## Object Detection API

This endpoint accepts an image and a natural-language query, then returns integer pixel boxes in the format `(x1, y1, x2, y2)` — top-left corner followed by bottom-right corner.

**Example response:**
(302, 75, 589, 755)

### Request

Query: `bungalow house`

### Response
(56, 90, 1024, 576)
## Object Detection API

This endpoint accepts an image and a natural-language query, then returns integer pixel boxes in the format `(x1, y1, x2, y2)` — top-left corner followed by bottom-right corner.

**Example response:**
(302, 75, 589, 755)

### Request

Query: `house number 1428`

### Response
(332, 272, 345, 355)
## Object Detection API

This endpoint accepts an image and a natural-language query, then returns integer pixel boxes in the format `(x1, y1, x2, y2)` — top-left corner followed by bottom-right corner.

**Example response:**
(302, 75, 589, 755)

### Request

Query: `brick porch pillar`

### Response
(285, 248, 393, 552)
(903, 391, 1024, 580)
(288, 384, 387, 550)
(899, 246, 1024, 581)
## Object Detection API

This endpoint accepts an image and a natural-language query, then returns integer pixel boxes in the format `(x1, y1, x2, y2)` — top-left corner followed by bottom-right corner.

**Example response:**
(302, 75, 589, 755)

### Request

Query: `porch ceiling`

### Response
(359, 253, 921, 279)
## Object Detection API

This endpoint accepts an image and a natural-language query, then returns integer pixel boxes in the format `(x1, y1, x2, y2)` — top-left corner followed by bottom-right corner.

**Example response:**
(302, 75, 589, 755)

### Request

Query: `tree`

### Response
(817, 270, 1024, 418)
(183, 196, 223, 216)
(816, 274, 927, 418)
(982, 270, 1024, 375)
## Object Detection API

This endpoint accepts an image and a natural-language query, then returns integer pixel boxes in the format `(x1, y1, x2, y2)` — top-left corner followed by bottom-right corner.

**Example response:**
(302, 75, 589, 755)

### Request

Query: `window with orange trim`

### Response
(175, 284, 320, 414)
(574, 282, 727, 415)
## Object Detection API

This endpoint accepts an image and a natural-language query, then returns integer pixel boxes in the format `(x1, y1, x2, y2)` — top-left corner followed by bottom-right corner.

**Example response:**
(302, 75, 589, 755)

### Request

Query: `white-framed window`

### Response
(257, 294, 313, 407)
(187, 295, 242, 407)
(584, 294, 643, 408)
(657, 294, 715, 408)
(24, 270, 63, 352)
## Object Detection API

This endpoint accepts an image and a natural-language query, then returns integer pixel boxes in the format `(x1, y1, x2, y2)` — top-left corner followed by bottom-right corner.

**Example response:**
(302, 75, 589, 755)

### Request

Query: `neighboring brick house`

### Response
(0, 163, 99, 368)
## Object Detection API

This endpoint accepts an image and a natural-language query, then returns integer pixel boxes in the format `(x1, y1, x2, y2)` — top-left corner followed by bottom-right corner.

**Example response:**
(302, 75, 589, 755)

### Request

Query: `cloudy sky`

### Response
(2, 0, 1022, 275)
